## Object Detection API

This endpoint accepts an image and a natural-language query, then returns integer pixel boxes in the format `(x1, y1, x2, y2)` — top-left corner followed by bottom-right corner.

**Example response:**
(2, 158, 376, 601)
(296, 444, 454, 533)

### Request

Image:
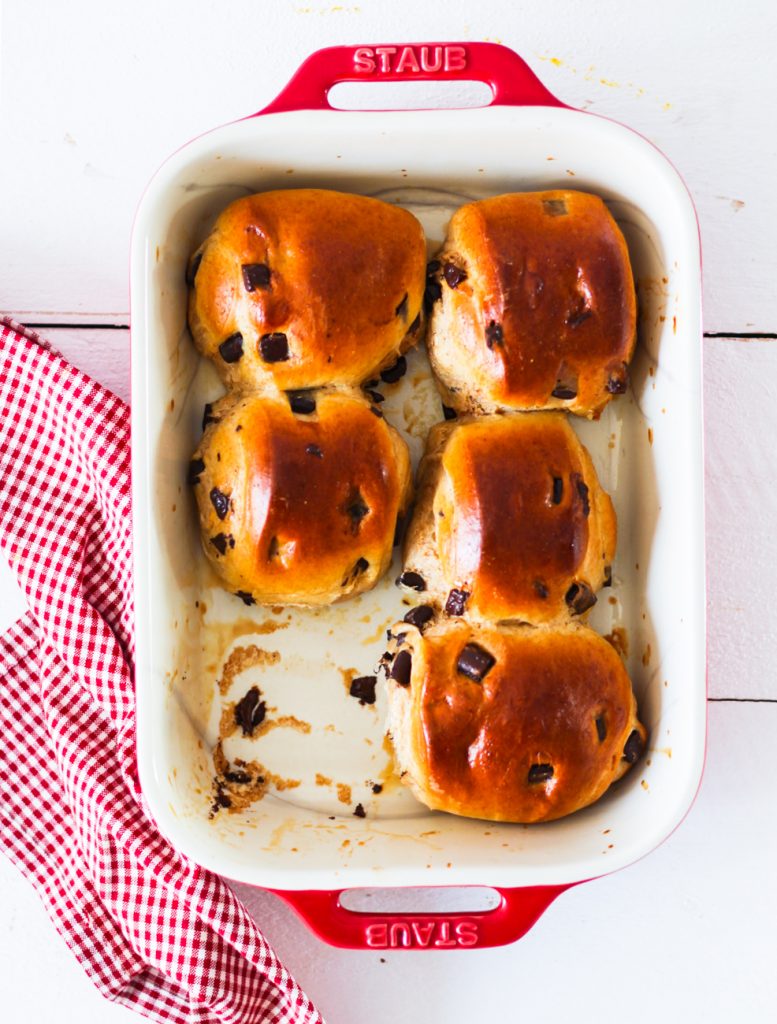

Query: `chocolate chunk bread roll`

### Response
(187, 189, 426, 391)
(189, 389, 412, 605)
(385, 620, 646, 823)
(426, 190, 637, 418)
(401, 412, 616, 625)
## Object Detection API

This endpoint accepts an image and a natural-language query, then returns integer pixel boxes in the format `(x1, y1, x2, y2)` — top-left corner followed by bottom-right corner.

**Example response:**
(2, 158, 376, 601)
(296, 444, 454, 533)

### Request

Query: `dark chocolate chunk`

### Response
(288, 390, 316, 415)
(572, 473, 590, 517)
(306, 444, 324, 458)
(390, 649, 412, 687)
(369, 405, 384, 418)
(456, 642, 495, 682)
(363, 378, 379, 389)
(234, 686, 266, 737)
(186, 250, 203, 287)
(565, 581, 597, 615)
(534, 580, 549, 599)
(219, 332, 244, 363)
(365, 389, 385, 404)
(552, 476, 563, 504)
(485, 320, 503, 348)
(187, 458, 205, 485)
(409, 313, 421, 334)
(397, 571, 426, 592)
(349, 675, 377, 705)
(235, 590, 255, 606)
(259, 332, 289, 363)
(380, 356, 407, 384)
(342, 557, 370, 586)
(225, 769, 252, 784)
(606, 367, 629, 394)
(202, 403, 218, 430)
(427, 260, 441, 273)
(395, 293, 409, 319)
(372, 783, 383, 794)
(213, 788, 232, 810)
(542, 198, 568, 216)
(552, 384, 577, 400)
(268, 535, 280, 560)
(353, 803, 366, 818)
(622, 729, 644, 764)
(210, 532, 234, 556)
(424, 262, 443, 314)
(566, 310, 593, 329)
(603, 565, 613, 587)
(595, 716, 607, 742)
(443, 263, 468, 288)
(209, 487, 229, 520)
(442, 404, 458, 420)
(528, 763, 554, 784)
(345, 490, 370, 530)
(445, 588, 470, 616)
(241, 262, 271, 291)
(403, 604, 434, 631)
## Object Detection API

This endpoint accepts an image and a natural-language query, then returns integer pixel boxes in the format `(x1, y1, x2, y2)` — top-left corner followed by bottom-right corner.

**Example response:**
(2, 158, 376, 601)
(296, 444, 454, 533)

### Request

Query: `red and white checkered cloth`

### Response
(0, 320, 323, 1024)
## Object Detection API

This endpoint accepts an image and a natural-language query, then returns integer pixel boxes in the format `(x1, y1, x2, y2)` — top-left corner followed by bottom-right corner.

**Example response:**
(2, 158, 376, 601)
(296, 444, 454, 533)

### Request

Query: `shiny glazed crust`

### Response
(427, 190, 637, 418)
(402, 412, 616, 624)
(385, 620, 646, 823)
(189, 389, 412, 605)
(187, 189, 427, 391)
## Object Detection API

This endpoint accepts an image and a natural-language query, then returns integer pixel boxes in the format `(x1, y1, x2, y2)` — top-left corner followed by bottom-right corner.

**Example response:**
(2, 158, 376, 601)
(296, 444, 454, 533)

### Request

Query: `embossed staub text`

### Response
(352, 45, 467, 75)
(364, 919, 479, 948)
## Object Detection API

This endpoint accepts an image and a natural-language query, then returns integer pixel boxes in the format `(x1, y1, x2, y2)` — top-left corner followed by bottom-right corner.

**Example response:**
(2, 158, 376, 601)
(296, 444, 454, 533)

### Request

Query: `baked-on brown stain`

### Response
(436, 415, 594, 620)
(217, 644, 280, 695)
(414, 624, 645, 823)
(604, 626, 629, 658)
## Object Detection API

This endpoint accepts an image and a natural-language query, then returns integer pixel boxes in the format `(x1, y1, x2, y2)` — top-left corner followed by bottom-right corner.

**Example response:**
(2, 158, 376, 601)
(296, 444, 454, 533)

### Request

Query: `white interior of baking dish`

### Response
(131, 104, 704, 890)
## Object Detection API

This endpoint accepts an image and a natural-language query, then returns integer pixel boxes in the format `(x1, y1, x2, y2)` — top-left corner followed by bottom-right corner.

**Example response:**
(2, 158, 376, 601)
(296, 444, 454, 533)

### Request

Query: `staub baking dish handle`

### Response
(257, 42, 567, 115)
(269, 885, 574, 950)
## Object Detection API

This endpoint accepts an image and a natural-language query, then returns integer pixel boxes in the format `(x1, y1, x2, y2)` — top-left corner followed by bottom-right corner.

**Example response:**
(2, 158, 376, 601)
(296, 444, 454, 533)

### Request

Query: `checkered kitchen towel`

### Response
(0, 320, 323, 1024)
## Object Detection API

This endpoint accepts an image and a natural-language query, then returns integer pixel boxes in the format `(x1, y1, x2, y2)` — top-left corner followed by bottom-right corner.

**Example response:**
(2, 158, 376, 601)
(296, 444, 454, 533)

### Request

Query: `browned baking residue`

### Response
(647, 427, 654, 446)
(641, 780, 649, 791)
(648, 366, 654, 377)
(642, 643, 652, 667)
(316, 773, 332, 787)
(339, 667, 359, 694)
(210, 741, 301, 816)
(376, 733, 401, 792)
(608, 596, 618, 606)
(672, 315, 677, 335)
(218, 644, 280, 695)
(336, 783, 352, 805)
(220, 705, 311, 741)
(604, 627, 629, 659)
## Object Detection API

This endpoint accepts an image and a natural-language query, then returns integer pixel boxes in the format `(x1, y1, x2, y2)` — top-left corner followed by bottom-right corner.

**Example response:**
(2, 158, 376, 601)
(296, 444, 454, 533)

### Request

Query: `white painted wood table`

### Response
(1, 2, 775, 1021)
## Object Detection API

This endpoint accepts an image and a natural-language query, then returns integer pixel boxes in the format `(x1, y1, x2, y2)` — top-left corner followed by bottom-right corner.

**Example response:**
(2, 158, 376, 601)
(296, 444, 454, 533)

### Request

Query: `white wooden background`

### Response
(1, 1, 776, 1021)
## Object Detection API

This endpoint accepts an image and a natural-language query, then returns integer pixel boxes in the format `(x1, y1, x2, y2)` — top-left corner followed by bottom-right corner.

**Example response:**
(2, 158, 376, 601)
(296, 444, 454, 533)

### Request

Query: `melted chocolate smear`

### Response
(186, 250, 203, 287)
(567, 310, 593, 329)
(424, 261, 443, 314)
(380, 356, 407, 384)
(445, 588, 470, 616)
(552, 476, 563, 504)
(396, 571, 426, 592)
(288, 391, 316, 415)
(534, 580, 549, 599)
(528, 763, 554, 784)
(390, 649, 412, 687)
(442, 404, 458, 421)
(552, 383, 577, 400)
(456, 643, 495, 683)
(241, 262, 271, 291)
(365, 389, 385, 404)
(572, 473, 590, 517)
(596, 716, 607, 742)
(349, 676, 377, 705)
(622, 729, 645, 764)
(395, 293, 409, 319)
(443, 263, 468, 288)
(210, 487, 229, 520)
(344, 488, 370, 532)
(235, 591, 255, 606)
(342, 557, 370, 586)
(187, 458, 205, 485)
(403, 605, 434, 631)
(259, 333, 289, 363)
(219, 332, 244, 363)
(369, 405, 384, 419)
(606, 367, 629, 394)
(225, 769, 252, 785)
(234, 686, 266, 737)
(485, 321, 503, 348)
(202, 403, 218, 430)
(565, 581, 597, 615)
(306, 443, 323, 458)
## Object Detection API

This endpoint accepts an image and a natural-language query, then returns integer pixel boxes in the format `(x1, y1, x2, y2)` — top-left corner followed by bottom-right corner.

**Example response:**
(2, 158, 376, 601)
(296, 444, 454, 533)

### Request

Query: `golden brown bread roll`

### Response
(187, 189, 427, 391)
(188, 388, 412, 605)
(401, 412, 616, 625)
(385, 619, 646, 823)
(426, 190, 637, 418)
